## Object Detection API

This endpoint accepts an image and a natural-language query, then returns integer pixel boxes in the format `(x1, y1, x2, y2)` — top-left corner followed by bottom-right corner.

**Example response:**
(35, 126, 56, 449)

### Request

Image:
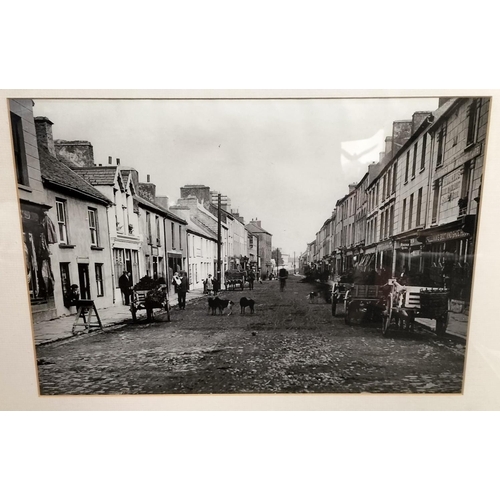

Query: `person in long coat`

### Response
(119, 271, 132, 305)
(177, 271, 189, 310)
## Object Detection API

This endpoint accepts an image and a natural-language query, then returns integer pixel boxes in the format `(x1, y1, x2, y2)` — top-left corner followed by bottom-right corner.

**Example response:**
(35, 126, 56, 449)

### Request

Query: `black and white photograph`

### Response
(5, 94, 491, 396)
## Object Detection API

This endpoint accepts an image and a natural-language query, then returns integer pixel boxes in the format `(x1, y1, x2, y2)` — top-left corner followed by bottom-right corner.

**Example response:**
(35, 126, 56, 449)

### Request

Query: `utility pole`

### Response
(217, 193, 222, 284)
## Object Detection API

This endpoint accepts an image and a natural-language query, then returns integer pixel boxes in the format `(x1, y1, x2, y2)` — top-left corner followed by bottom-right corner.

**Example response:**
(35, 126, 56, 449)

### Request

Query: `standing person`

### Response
(206, 274, 214, 296)
(213, 275, 220, 295)
(177, 271, 189, 310)
(247, 270, 255, 290)
(279, 267, 288, 292)
(119, 270, 132, 305)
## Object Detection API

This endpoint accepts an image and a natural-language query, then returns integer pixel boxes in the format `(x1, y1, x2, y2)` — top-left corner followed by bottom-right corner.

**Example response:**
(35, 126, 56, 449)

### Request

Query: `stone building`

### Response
(245, 219, 273, 278)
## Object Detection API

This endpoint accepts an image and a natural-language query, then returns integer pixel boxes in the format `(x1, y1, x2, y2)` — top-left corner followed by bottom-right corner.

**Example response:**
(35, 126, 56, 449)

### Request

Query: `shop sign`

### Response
(426, 229, 469, 244)
(377, 241, 393, 251)
(441, 170, 461, 204)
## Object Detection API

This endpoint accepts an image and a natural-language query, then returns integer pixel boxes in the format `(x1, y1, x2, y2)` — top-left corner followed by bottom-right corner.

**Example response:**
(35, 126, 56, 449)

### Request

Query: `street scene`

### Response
(36, 275, 465, 395)
(9, 95, 489, 395)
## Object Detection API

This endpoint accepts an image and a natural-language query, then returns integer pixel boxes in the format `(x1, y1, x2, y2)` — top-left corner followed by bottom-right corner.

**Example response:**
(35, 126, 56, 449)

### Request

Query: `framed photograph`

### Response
(1, 90, 499, 410)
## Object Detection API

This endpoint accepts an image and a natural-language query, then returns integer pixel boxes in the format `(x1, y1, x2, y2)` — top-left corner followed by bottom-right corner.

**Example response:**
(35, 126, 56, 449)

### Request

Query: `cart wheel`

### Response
(331, 297, 337, 316)
(345, 304, 354, 325)
(436, 312, 449, 336)
(146, 307, 153, 322)
(382, 294, 393, 336)
(164, 301, 171, 322)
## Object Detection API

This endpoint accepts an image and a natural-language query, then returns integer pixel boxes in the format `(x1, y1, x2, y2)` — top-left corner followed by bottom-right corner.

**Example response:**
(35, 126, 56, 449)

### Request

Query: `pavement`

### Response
(415, 312, 469, 340)
(33, 288, 206, 346)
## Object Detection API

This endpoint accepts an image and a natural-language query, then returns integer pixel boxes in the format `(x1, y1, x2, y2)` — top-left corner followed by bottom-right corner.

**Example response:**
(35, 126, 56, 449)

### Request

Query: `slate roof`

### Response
(188, 217, 218, 241)
(38, 146, 111, 205)
(134, 194, 187, 225)
(245, 221, 272, 236)
(74, 166, 118, 186)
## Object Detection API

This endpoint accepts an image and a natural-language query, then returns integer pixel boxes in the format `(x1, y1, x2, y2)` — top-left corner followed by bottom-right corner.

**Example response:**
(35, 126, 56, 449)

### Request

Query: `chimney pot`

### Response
(117, 158, 120, 166)
(108, 156, 112, 164)
(147, 174, 151, 182)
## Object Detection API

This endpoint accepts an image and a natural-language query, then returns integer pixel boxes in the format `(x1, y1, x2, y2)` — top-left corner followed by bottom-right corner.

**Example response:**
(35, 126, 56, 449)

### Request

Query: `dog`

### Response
(307, 291, 319, 303)
(216, 297, 234, 315)
(208, 297, 219, 315)
(239, 297, 255, 314)
(208, 296, 234, 315)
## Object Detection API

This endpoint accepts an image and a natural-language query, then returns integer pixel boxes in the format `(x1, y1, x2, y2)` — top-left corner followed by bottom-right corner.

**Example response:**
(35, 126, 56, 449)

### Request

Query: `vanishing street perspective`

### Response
(10, 95, 489, 394)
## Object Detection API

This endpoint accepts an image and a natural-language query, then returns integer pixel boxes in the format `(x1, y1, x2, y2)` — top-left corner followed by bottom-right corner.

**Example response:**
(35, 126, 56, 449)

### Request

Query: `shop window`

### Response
(10, 112, 29, 186)
(56, 199, 69, 244)
(95, 263, 104, 297)
(88, 208, 99, 246)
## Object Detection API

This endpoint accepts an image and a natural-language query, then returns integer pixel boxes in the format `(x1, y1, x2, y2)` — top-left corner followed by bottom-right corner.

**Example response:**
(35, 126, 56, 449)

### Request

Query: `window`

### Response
(88, 208, 98, 246)
(380, 212, 384, 240)
(156, 215, 161, 246)
(382, 175, 387, 201)
(56, 199, 69, 243)
(392, 162, 397, 193)
(95, 264, 104, 297)
(146, 212, 152, 243)
(171, 222, 175, 249)
(412, 143, 417, 178)
(436, 127, 445, 166)
(466, 99, 481, 146)
(432, 180, 440, 224)
(405, 151, 410, 182)
(179, 226, 182, 249)
(460, 161, 473, 216)
(389, 206, 394, 237)
(402, 199, 407, 231)
(408, 193, 414, 230)
(10, 112, 29, 186)
(416, 188, 423, 226)
(420, 134, 427, 171)
(60, 263, 71, 306)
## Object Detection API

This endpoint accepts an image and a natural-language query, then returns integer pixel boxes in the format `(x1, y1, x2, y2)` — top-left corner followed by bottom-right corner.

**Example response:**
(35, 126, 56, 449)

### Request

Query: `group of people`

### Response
(203, 274, 220, 296)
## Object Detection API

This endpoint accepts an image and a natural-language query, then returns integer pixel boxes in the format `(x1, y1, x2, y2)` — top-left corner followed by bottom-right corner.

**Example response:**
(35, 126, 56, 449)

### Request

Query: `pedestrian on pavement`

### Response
(119, 270, 132, 305)
(177, 271, 189, 310)
(172, 271, 181, 292)
(206, 274, 214, 296)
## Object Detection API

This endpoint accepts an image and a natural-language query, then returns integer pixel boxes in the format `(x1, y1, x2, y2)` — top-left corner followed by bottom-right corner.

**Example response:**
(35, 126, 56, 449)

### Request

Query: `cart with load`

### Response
(381, 279, 449, 336)
(130, 277, 170, 322)
(344, 284, 386, 325)
(224, 270, 247, 291)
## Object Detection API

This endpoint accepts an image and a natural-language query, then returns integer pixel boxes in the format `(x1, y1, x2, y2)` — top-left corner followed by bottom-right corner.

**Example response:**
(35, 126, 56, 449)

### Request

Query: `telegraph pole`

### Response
(217, 193, 222, 284)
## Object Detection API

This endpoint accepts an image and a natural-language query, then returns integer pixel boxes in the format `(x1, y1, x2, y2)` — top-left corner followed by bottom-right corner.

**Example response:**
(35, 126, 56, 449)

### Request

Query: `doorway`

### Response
(78, 263, 91, 300)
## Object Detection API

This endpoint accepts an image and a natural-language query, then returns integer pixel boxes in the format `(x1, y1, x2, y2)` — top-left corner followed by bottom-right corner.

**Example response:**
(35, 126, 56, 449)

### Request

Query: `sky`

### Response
(33, 97, 438, 256)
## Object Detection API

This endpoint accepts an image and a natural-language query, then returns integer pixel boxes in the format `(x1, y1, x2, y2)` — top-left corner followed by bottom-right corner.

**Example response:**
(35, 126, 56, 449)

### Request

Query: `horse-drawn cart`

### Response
(344, 284, 386, 325)
(381, 279, 449, 336)
(224, 270, 247, 291)
(130, 278, 170, 322)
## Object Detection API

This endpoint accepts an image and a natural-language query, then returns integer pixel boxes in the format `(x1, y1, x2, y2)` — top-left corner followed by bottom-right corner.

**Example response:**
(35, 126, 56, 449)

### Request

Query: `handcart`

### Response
(381, 279, 449, 336)
(224, 270, 247, 291)
(130, 278, 170, 322)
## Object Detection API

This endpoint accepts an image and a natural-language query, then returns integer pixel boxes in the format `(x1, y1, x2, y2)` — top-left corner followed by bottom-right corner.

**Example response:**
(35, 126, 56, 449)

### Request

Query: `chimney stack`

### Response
(34, 116, 56, 156)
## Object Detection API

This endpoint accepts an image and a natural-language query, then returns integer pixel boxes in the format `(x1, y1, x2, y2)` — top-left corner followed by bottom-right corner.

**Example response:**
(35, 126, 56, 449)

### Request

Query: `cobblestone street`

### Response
(36, 276, 466, 395)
